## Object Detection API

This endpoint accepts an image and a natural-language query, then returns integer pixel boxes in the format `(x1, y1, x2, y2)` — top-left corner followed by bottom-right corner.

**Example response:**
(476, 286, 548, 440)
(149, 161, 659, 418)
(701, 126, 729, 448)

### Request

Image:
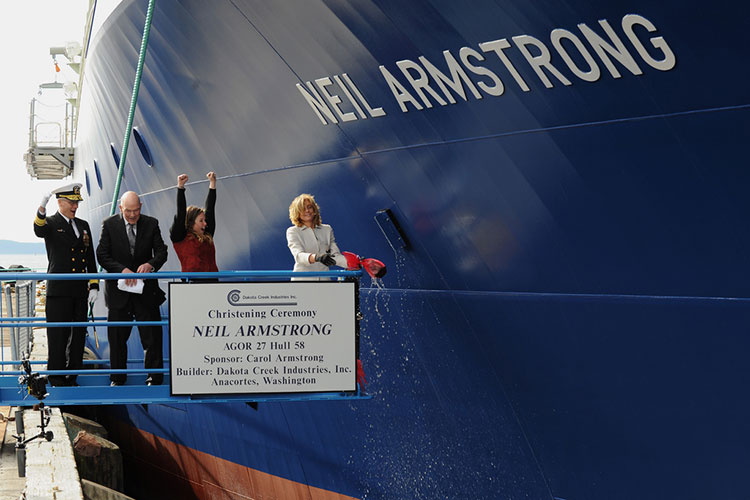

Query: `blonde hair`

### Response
(289, 193, 321, 227)
(186, 205, 213, 243)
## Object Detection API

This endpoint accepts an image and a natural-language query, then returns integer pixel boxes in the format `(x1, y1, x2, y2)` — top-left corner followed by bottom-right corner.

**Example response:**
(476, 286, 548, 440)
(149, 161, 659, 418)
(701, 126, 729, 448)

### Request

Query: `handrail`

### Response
(33, 121, 63, 147)
(0, 359, 169, 366)
(0, 316, 166, 322)
(0, 269, 362, 281)
(2, 368, 168, 377)
(2, 321, 164, 328)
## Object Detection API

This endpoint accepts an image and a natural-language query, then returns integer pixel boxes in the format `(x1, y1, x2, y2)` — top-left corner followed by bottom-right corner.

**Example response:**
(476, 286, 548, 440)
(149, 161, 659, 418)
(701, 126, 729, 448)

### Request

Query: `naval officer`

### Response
(34, 183, 99, 386)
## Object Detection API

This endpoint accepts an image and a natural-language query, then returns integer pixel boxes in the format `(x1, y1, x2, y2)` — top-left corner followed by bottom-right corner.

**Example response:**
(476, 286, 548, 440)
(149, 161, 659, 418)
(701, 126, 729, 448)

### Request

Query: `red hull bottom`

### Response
(103, 416, 359, 500)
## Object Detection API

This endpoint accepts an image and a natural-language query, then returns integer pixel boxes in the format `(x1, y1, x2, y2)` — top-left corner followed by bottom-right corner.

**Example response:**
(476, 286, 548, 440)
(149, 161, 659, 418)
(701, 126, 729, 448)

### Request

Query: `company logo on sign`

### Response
(227, 289, 242, 305)
(227, 289, 297, 307)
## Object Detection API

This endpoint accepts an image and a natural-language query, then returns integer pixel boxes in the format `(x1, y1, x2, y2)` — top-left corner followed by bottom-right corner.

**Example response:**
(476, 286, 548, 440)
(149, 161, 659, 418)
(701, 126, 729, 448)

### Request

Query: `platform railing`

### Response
(0, 269, 368, 406)
(1, 279, 36, 369)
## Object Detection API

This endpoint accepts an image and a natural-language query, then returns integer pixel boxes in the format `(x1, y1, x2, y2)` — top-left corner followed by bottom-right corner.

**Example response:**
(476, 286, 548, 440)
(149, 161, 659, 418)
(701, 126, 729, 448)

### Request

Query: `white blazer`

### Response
(286, 224, 348, 274)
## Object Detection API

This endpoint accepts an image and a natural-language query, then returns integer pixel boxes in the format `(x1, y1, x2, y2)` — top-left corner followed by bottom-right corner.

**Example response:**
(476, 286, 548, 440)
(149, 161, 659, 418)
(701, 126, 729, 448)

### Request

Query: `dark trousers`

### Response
(107, 295, 163, 385)
(45, 295, 87, 386)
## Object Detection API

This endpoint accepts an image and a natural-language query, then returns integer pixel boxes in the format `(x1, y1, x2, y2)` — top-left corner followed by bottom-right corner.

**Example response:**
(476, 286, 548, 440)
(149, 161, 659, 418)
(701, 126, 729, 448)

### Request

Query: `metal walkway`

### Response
(1, 269, 370, 407)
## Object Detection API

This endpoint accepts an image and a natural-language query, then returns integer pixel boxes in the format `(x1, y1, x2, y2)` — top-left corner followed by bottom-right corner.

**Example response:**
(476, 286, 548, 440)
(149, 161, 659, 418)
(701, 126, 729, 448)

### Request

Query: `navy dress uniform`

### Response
(34, 183, 99, 386)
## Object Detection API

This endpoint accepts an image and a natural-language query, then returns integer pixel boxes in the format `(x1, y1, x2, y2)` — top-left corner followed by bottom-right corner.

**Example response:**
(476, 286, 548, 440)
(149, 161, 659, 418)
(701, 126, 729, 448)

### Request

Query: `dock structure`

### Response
(0, 406, 24, 500)
(0, 285, 23, 499)
(1, 285, 83, 500)
(20, 405, 83, 500)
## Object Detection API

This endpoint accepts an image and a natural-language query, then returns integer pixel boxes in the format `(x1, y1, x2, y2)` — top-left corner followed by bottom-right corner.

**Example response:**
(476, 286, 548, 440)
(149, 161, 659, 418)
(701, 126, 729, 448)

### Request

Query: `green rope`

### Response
(109, 0, 156, 215)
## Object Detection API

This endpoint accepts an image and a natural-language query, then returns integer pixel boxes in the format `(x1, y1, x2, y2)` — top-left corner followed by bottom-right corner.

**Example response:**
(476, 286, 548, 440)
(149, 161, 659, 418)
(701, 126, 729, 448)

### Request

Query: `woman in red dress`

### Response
(170, 172, 218, 274)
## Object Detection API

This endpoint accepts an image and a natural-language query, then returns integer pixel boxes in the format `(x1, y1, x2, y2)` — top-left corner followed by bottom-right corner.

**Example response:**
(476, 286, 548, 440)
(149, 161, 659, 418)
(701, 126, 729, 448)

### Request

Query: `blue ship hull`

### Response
(73, 0, 750, 498)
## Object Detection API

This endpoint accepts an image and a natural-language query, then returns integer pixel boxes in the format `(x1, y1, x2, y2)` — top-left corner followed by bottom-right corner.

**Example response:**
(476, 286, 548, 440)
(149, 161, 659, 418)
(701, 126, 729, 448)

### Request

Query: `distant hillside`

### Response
(0, 240, 46, 254)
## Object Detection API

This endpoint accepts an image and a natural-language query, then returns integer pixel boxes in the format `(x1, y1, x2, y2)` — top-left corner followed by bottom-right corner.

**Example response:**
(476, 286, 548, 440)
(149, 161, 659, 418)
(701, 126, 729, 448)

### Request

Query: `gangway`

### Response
(0, 270, 370, 407)
(24, 91, 75, 179)
(24, 43, 83, 179)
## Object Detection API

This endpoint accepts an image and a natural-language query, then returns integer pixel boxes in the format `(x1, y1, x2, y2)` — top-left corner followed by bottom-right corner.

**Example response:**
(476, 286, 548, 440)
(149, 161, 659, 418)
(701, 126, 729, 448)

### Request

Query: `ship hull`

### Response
(74, 1, 750, 498)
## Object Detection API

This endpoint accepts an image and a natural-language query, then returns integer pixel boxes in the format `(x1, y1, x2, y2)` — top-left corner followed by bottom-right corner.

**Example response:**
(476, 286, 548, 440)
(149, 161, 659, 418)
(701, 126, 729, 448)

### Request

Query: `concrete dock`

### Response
(1, 284, 83, 500)
(0, 406, 25, 500)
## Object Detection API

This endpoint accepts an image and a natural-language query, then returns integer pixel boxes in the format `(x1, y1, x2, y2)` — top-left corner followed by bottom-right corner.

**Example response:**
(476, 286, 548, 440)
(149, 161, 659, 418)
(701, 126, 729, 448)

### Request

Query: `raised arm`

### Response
(33, 192, 53, 238)
(170, 174, 188, 243)
(205, 171, 217, 237)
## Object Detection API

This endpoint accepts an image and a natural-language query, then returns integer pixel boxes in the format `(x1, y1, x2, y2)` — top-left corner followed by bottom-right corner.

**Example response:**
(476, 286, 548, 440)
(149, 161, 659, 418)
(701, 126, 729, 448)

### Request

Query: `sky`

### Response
(0, 1, 89, 242)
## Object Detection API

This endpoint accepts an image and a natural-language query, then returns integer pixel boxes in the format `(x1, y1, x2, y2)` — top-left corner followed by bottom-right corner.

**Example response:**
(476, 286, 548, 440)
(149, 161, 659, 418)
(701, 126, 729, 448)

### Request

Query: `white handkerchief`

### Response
(117, 278, 144, 294)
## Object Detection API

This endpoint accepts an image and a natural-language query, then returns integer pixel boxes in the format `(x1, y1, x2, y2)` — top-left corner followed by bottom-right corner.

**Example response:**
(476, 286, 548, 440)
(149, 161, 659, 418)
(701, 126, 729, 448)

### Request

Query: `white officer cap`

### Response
(52, 183, 83, 201)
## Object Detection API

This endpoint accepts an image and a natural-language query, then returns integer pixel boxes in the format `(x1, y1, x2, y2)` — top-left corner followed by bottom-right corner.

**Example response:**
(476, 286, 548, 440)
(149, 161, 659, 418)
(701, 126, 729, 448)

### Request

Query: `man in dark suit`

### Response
(34, 183, 99, 386)
(96, 191, 168, 386)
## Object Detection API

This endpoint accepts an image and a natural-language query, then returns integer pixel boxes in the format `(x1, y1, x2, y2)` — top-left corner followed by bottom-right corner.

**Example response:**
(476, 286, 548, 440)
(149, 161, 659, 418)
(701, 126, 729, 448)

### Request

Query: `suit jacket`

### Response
(286, 224, 348, 273)
(96, 213, 168, 309)
(34, 211, 98, 297)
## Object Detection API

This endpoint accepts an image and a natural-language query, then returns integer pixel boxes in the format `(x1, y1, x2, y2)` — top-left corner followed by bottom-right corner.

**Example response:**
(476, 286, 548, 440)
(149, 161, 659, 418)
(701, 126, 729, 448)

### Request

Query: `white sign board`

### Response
(169, 281, 357, 395)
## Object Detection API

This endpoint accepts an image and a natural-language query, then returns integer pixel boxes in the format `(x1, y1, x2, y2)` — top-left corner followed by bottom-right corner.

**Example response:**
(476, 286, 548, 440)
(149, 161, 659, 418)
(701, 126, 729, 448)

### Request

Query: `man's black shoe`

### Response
(110, 381, 124, 386)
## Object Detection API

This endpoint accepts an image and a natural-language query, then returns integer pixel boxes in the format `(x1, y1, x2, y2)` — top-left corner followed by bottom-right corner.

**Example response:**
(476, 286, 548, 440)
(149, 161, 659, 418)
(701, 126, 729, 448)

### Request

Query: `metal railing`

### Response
(0, 269, 368, 406)
(28, 98, 74, 150)
(1, 279, 36, 369)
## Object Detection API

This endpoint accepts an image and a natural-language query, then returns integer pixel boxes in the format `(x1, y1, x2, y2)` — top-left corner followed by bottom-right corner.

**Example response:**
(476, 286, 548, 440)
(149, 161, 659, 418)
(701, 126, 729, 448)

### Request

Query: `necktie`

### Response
(69, 218, 77, 238)
(127, 223, 136, 255)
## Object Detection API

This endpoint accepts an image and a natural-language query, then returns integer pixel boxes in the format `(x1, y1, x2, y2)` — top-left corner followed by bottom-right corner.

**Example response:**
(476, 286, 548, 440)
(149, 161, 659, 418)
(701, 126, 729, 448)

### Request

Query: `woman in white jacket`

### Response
(286, 194, 348, 278)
